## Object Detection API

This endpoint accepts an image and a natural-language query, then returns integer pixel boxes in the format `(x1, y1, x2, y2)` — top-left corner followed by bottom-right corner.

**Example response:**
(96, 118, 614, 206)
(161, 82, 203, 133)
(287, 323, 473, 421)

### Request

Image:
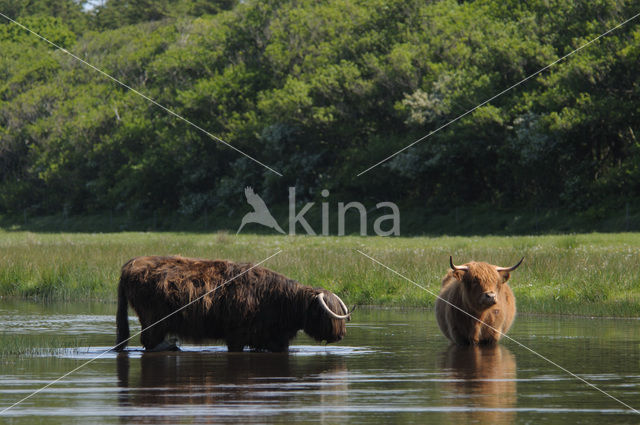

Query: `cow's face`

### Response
(303, 290, 348, 343)
(456, 262, 510, 310)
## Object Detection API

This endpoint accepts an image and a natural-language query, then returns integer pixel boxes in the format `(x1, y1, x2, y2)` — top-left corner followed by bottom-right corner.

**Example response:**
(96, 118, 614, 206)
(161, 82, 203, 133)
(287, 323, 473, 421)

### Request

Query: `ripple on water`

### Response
(52, 344, 376, 360)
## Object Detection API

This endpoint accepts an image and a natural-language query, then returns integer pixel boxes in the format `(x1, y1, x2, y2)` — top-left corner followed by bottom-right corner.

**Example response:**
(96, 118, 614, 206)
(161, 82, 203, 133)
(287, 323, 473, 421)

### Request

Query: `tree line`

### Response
(1, 0, 639, 228)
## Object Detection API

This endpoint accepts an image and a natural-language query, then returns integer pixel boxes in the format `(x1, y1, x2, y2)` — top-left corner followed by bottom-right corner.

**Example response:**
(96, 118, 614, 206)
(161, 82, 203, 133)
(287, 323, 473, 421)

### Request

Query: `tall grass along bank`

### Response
(0, 231, 638, 317)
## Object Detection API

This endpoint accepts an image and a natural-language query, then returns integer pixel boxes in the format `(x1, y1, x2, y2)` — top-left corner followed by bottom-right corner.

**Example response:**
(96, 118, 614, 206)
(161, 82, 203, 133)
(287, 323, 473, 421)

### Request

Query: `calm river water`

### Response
(1, 301, 639, 424)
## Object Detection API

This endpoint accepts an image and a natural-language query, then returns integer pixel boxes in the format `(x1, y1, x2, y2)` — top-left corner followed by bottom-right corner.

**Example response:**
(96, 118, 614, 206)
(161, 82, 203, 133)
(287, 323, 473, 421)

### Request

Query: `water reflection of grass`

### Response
(0, 333, 83, 357)
(0, 231, 638, 316)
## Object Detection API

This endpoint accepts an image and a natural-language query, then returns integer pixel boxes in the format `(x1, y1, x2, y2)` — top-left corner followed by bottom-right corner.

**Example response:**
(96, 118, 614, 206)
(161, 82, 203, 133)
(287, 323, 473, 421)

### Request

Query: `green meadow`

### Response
(0, 231, 639, 317)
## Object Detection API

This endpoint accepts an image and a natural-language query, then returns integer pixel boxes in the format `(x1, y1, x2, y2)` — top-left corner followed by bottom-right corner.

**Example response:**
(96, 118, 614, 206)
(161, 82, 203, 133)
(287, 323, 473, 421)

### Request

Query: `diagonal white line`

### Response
(0, 12, 283, 177)
(0, 249, 283, 415)
(357, 10, 640, 177)
(356, 249, 640, 415)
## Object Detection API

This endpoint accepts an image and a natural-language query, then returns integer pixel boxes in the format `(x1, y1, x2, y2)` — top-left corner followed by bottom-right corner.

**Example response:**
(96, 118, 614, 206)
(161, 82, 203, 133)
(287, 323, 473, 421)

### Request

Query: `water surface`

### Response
(1, 301, 639, 424)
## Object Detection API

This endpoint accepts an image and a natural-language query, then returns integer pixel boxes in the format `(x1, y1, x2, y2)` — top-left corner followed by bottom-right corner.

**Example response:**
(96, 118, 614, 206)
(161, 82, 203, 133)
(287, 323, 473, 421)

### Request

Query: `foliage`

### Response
(92, 0, 238, 29)
(1, 0, 639, 221)
(0, 0, 88, 34)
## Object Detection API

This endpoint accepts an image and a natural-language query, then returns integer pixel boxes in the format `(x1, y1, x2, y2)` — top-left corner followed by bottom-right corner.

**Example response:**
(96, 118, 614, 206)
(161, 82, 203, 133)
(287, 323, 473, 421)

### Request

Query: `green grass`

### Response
(0, 231, 639, 317)
(0, 333, 85, 358)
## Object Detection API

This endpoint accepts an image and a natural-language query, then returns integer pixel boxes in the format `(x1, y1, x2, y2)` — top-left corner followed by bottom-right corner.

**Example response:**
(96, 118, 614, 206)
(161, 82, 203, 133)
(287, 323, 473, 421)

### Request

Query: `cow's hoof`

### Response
(148, 337, 181, 352)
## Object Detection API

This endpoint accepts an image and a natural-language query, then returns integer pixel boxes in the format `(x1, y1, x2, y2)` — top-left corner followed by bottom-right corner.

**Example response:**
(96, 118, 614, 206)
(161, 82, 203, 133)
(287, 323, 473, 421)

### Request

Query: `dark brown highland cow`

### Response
(115, 256, 351, 352)
(435, 257, 523, 345)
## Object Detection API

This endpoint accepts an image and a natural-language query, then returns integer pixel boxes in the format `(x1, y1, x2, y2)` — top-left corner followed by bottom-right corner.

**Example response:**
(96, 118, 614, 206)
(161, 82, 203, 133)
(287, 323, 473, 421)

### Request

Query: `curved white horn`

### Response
(317, 293, 351, 320)
(450, 256, 469, 271)
(496, 257, 525, 272)
(334, 293, 350, 316)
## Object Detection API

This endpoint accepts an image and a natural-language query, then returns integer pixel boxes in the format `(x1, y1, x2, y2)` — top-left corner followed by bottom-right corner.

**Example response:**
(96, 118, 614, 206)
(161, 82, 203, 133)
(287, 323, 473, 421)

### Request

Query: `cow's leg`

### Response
(140, 323, 166, 351)
(470, 323, 483, 345)
(227, 343, 245, 352)
(226, 337, 245, 352)
(266, 337, 289, 353)
(449, 323, 472, 345)
(148, 335, 181, 352)
(483, 329, 501, 344)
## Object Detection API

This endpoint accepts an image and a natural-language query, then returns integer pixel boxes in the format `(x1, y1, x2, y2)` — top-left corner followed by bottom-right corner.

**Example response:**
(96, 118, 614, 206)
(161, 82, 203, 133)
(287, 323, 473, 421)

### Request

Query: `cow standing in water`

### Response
(115, 256, 351, 352)
(435, 257, 523, 345)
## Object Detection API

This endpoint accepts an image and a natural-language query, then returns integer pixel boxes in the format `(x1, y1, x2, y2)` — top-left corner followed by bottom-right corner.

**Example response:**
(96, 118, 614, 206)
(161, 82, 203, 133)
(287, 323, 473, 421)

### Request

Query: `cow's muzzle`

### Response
(483, 292, 497, 305)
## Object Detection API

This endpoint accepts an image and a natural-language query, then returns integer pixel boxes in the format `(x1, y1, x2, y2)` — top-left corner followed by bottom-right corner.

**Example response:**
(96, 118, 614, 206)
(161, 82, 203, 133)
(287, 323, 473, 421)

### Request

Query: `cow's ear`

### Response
(452, 270, 466, 281)
(499, 271, 510, 283)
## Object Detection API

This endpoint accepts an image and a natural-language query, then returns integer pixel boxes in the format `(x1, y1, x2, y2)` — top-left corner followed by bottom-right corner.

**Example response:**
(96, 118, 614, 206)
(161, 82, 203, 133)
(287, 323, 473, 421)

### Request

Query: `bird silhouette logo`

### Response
(236, 187, 286, 234)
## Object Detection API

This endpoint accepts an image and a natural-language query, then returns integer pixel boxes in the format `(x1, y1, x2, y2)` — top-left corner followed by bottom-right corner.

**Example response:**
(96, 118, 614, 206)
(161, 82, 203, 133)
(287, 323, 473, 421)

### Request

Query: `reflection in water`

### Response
(3, 305, 639, 424)
(116, 350, 348, 423)
(441, 345, 517, 425)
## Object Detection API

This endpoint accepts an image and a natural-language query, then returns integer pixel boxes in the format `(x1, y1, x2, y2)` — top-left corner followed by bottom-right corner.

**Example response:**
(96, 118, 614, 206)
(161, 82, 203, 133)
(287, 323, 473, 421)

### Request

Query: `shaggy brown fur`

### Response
(115, 256, 349, 352)
(435, 260, 519, 345)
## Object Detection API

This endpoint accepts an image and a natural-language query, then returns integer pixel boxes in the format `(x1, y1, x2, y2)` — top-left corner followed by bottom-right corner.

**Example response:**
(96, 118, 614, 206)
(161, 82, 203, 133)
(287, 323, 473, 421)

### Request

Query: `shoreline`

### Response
(1, 231, 639, 318)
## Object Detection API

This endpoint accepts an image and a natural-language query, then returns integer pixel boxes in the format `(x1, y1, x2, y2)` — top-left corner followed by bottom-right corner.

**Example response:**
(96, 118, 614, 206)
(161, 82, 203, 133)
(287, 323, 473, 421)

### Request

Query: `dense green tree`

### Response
(92, 0, 238, 28)
(0, 0, 88, 34)
(1, 0, 639, 223)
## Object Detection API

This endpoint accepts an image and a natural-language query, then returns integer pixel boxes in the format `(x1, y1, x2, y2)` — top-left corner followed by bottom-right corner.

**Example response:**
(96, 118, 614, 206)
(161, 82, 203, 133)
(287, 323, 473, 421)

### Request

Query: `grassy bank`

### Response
(0, 231, 639, 317)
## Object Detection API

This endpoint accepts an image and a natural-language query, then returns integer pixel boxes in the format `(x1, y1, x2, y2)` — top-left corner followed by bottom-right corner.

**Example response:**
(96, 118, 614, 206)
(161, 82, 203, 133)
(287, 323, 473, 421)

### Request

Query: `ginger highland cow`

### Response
(435, 257, 523, 345)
